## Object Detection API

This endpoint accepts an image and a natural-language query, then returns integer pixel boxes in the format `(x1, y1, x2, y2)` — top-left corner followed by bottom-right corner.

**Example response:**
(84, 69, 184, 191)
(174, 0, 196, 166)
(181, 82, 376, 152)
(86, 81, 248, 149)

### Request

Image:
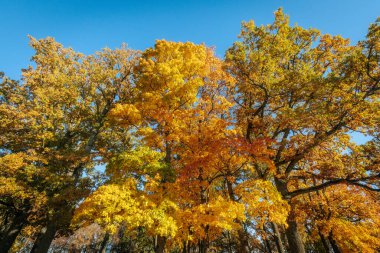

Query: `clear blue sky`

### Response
(1, 0, 379, 80)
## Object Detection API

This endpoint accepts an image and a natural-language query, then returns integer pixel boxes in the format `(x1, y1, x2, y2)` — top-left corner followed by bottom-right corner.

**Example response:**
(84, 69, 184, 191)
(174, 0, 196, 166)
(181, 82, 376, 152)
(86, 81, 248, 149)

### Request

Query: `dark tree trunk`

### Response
(0, 210, 29, 253)
(30, 221, 58, 253)
(274, 178, 305, 253)
(271, 222, 285, 253)
(265, 238, 273, 253)
(237, 228, 250, 253)
(226, 231, 233, 253)
(328, 231, 341, 253)
(182, 241, 193, 253)
(285, 209, 305, 253)
(155, 235, 166, 253)
(99, 232, 109, 253)
(318, 230, 330, 253)
(198, 239, 208, 253)
(285, 219, 305, 253)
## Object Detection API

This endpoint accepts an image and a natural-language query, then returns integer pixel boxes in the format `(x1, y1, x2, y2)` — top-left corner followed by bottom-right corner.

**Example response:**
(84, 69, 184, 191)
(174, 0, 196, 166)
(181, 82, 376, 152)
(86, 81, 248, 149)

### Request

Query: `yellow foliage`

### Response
(74, 178, 178, 237)
(237, 179, 290, 228)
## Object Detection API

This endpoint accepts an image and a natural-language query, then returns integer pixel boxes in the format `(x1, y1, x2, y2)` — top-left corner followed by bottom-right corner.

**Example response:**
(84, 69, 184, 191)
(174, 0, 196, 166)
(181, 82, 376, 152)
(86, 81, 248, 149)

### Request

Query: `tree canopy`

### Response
(0, 9, 379, 253)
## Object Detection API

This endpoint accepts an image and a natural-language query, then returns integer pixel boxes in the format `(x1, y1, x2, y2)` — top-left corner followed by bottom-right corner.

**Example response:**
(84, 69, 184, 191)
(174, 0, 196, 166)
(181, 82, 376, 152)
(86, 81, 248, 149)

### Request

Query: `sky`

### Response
(2, 0, 380, 79)
(1, 0, 378, 143)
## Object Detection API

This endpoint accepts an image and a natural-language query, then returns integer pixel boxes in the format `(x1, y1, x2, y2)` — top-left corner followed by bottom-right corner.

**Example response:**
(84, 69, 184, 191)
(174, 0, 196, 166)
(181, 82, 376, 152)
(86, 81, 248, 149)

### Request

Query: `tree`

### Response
(75, 40, 252, 253)
(0, 37, 138, 253)
(225, 9, 379, 253)
(0, 72, 48, 253)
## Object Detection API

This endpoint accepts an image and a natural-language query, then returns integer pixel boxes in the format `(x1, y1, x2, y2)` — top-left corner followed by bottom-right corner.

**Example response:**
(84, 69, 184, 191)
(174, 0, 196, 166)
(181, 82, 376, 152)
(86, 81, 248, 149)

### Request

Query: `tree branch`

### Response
(287, 174, 380, 198)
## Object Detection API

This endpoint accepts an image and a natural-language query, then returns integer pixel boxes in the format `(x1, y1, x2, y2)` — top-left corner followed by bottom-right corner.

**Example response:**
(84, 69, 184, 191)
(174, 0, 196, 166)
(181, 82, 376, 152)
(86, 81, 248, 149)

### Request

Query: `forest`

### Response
(0, 9, 379, 253)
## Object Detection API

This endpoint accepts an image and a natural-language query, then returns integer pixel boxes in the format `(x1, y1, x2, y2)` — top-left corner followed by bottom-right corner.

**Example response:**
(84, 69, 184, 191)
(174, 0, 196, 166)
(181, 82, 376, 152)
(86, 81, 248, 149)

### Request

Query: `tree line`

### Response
(0, 9, 379, 253)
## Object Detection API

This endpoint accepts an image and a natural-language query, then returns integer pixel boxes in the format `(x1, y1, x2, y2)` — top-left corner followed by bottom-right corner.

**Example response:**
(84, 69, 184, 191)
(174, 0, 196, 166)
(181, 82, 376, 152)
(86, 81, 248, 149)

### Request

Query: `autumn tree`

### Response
(73, 38, 291, 253)
(0, 72, 48, 252)
(0, 38, 138, 253)
(76, 40, 215, 252)
(225, 9, 379, 253)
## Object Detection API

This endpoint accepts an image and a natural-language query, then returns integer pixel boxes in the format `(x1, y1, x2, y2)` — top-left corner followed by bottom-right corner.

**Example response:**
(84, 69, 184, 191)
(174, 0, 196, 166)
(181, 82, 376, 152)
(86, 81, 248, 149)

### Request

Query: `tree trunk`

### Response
(285, 219, 305, 253)
(271, 222, 285, 253)
(237, 228, 250, 253)
(318, 230, 330, 253)
(155, 235, 166, 253)
(198, 239, 208, 253)
(274, 178, 305, 253)
(265, 238, 273, 253)
(328, 231, 341, 253)
(0, 210, 28, 253)
(30, 221, 58, 253)
(227, 231, 233, 253)
(285, 207, 305, 253)
(99, 232, 109, 253)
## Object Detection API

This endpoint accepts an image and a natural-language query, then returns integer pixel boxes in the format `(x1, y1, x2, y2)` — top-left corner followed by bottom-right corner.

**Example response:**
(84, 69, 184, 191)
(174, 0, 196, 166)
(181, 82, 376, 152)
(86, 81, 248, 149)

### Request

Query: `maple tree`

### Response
(0, 9, 379, 253)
